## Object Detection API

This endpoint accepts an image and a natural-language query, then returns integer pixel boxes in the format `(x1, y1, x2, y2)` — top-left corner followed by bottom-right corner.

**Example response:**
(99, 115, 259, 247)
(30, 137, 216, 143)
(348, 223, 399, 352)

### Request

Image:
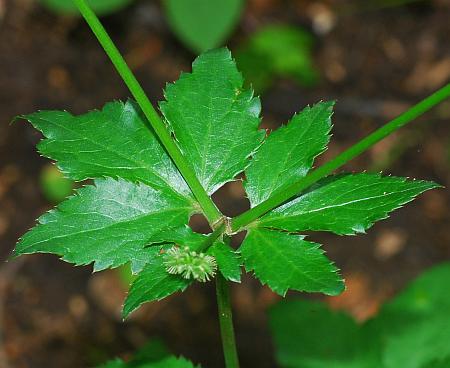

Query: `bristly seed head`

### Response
(164, 246, 217, 282)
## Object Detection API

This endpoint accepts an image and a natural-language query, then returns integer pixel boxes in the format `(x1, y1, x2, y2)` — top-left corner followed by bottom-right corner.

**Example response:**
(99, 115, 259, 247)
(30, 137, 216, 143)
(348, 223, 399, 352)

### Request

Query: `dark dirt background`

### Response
(1, 0, 450, 367)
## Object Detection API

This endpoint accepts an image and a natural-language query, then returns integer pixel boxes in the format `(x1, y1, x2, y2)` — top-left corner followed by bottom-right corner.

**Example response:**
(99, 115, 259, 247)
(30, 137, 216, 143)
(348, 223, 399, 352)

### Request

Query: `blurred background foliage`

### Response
(270, 262, 450, 368)
(39, 0, 135, 15)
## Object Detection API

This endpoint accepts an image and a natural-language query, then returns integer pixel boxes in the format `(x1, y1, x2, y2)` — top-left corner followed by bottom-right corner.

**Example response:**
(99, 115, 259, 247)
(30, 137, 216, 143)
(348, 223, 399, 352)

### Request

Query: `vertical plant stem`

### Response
(216, 272, 240, 368)
(196, 221, 226, 253)
(73, 0, 222, 225)
(73, 3, 240, 366)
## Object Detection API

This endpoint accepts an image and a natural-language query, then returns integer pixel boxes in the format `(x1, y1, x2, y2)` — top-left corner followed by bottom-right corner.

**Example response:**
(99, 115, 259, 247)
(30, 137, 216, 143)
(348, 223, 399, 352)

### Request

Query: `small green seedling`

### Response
(101, 355, 198, 368)
(236, 25, 319, 93)
(13, 1, 450, 366)
(98, 339, 200, 367)
(270, 262, 450, 368)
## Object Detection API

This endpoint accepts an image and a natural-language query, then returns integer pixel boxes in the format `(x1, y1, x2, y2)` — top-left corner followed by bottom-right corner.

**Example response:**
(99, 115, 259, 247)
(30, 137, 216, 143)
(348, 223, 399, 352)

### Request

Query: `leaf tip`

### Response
(326, 279, 346, 296)
(10, 114, 27, 126)
(121, 297, 135, 320)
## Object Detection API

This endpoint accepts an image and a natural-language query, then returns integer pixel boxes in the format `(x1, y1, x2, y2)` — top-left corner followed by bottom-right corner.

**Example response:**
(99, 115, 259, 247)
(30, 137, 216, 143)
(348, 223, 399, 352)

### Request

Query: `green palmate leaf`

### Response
(259, 173, 438, 235)
(207, 241, 242, 282)
(245, 101, 333, 207)
(163, 0, 243, 53)
(23, 100, 191, 197)
(40, 0, 134, 16)
(123, 248, 191, 318)
(160, 48, 264, 194)
(241, 228, 344, 296)
(15, 178, 194, 273)
(15, 39, 443, 325)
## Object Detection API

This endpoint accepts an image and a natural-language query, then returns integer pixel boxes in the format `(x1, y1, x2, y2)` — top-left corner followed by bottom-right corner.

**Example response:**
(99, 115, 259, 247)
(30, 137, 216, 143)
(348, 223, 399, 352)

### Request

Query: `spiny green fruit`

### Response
(164, 246, 217, 282)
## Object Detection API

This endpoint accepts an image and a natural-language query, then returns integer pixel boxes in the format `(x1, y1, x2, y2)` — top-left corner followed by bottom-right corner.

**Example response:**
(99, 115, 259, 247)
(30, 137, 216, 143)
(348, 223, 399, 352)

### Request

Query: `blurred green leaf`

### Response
(372, 262, 450, 368)
(141, 356, 200, 368)
(130, 340, 171, 365)
(40, 164, 74, 203)
(98, 339, 200, 368)
(116, 262, 137, 286)
(99, 339, 199, 367)
(163, 0, 243, 53)
(269, 262, 450, 368)
(422, 357, 450, 368)
(235, 25, 319, 93)
(270, 300, 377, 368)
(40, 0, 134, 16)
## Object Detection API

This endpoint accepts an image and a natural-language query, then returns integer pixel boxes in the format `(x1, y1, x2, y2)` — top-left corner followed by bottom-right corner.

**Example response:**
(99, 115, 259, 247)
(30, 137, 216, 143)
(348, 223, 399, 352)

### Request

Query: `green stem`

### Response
(232, 83, 450, 231)
(197, 222, 226, 253)
(73, 3, 240, 366)
(216, 272, 240, 368)
(73, 0, 222, 225)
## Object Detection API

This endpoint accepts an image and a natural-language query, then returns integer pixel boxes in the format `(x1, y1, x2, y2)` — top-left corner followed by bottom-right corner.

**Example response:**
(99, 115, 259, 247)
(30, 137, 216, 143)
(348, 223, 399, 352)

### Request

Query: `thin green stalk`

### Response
(232, 83, 450, 231)
(73, 0, 222, 225)
(216, 272, 240, 368)
(73, 4, 240, 367)
(196, 222, 226, 253)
